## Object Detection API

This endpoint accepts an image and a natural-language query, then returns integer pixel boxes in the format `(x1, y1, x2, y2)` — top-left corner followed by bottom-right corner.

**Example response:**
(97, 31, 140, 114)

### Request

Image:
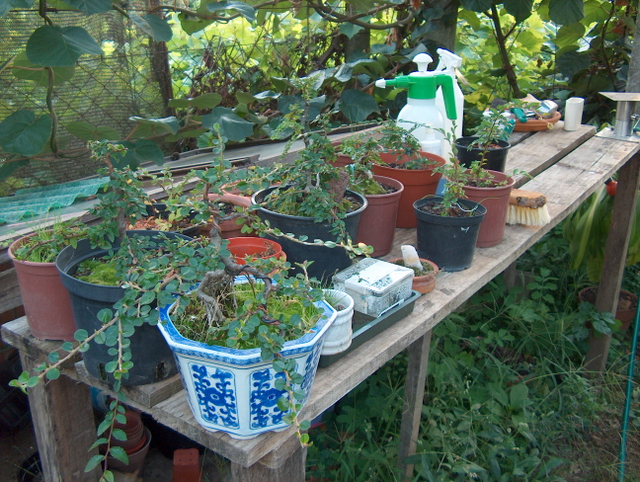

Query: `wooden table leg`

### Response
(398, 330, 432, 480)
(586, 151, 640, 371)
(229, 433, 306, 482)
(20, 353, 101, 482)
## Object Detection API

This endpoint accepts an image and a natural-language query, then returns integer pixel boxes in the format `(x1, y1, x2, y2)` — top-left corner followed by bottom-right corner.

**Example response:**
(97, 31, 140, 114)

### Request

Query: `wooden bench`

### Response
(2, 122, 639, 481)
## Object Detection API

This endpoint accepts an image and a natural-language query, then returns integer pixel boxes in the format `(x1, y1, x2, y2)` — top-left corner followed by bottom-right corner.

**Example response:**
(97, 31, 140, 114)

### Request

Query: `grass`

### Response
(305, 225, 640, 481)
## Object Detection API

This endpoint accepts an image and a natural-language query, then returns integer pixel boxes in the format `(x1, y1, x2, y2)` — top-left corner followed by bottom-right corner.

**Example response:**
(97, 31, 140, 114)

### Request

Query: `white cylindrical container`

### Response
(564, 97, 584, 131)
(321, 289, 355, 355)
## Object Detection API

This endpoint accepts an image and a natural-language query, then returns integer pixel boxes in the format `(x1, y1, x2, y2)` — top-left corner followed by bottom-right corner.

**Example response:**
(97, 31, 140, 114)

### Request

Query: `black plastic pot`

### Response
(413, 197, 487, 272)
(252, 186, 367, 284)
(454, 136, 510, 172)
(56, 231, 187, 386)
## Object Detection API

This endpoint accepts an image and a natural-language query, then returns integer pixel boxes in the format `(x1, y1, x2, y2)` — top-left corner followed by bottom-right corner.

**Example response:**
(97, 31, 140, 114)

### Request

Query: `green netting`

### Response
(0, 177, 108, 224)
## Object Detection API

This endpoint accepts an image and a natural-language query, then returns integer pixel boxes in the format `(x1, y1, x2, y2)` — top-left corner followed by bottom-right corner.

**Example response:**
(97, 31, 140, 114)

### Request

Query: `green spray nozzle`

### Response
(376, 73, 457, 120)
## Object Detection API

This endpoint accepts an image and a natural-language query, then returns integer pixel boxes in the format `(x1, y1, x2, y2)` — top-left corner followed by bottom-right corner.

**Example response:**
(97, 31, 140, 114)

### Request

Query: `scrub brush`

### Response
(506, 189, 551, 226)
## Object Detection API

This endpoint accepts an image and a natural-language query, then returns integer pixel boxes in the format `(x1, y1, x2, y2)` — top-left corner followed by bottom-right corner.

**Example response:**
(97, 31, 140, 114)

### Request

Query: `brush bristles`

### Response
(506, 204, 551, 226)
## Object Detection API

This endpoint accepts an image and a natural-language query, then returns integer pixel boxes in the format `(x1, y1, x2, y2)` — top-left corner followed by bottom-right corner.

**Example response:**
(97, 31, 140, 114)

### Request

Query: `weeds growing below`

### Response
(307, 226, 640, 481)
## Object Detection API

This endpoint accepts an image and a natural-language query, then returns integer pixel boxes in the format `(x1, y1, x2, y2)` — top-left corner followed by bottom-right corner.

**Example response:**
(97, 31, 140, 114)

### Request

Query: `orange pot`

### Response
(226, 237, 286, 265)
(388, 257, 439, 294)
(372, 151, 446, 228)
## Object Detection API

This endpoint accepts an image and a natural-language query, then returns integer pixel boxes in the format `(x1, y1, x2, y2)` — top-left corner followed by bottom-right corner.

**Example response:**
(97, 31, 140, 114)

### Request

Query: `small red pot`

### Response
(388, 257, 439, 294)
(226, 237, 286, 265)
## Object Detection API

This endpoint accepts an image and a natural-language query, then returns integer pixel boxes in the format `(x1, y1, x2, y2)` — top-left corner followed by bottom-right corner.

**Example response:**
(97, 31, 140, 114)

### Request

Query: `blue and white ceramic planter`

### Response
(158, 298, 336, 439)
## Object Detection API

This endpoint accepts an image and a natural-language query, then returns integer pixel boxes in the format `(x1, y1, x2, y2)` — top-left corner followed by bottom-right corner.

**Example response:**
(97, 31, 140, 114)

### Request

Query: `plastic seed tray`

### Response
(318, 290, 421, 368)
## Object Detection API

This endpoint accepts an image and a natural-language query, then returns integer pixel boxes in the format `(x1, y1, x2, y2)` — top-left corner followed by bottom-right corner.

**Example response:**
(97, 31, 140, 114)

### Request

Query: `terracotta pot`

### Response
(388, 258, 439, 294)
(462, 170, 515, 248)
(8, 233, 76, 341)
(372, 151, 446, 228)
(106, 427, 151, 473)
(356, 175, 404, 257)
(226, 237, 286, 264)
(578, 287, 638, 332)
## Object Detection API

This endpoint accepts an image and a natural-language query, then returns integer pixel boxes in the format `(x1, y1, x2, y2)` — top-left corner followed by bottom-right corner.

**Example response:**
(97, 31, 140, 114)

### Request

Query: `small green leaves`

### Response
(84, 454, 105, 472)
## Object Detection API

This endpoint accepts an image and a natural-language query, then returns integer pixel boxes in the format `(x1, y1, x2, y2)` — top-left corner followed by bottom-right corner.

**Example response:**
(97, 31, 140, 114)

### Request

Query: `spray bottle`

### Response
(434, 48, 464, 144)
(374, 53, 456, 157)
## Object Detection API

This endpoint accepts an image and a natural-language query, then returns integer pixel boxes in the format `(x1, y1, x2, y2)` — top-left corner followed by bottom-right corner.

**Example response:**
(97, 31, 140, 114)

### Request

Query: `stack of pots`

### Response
(106, 410, 152, 473)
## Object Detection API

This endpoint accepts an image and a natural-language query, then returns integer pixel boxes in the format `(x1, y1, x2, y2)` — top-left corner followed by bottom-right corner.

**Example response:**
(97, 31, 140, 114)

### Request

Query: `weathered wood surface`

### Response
(505, 122, 596, 187)
(586, 151, 640, 370)
(2, 127, 638, 477)
(20, 352, 101, 482)
(73, 360, 184, 408)
(0, 267, 21, 313)
(398, 331, 432, 479)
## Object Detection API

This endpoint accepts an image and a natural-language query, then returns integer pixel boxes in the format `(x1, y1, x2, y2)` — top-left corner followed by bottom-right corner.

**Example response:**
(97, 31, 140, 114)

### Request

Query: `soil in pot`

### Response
(579, 286, 638, 332)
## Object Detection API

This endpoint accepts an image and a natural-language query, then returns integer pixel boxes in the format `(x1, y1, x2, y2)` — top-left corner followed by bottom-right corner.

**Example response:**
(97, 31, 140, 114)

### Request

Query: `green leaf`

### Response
(103, 470, 115, 482)
(12, 52, 75, 86)
(0, 110, 51, 156)
(0, 158, 29, 182)
(339, 22, 363, 40)
(460, 0, 493, 12)
(338, 89, 379, 122)
(207, 0, 256, 22)
(130, 14, 173, 42)
(66, 0, 111, 14)
(509, 383, 529, 409)
(555, 23, 586, 49)
(201, 107, 254, 142)
(0, 0, 33, 16)
(46, 368, 60, 380)
(549, 0, 584, 25)
(61, 342, 74, 352)
(129, 116, 179, 136)
(556, 49, 590, 79)
(26, 25, 103, 67)
(503, 0, 533, 24)
(48, 352, 60, 363)
(191, 92, 223, 109)
(66, 121, 120, 141)
(109, 445, 129, 464)
(84, 454, 104, 472)
(120, 139, 165, 168)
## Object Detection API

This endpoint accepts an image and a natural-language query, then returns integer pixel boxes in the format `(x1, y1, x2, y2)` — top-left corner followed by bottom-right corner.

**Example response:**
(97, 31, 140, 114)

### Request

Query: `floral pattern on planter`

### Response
(191, 364, 238, 428)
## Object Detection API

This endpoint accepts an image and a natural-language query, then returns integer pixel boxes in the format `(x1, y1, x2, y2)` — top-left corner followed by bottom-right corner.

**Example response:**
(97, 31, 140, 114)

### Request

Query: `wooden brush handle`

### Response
(509, 189, 547, 208)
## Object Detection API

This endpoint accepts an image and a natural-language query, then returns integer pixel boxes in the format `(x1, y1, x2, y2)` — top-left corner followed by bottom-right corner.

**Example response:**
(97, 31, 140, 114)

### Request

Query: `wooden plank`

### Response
(0, 267, 22, 313)
(398, 331, 432, 479)
(20, 352, 101, 482)
(505, 123, 596, 187)
(585, 151, 640, 371)
(229, 434, 307, 482)
(73, 361, 184, 408)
